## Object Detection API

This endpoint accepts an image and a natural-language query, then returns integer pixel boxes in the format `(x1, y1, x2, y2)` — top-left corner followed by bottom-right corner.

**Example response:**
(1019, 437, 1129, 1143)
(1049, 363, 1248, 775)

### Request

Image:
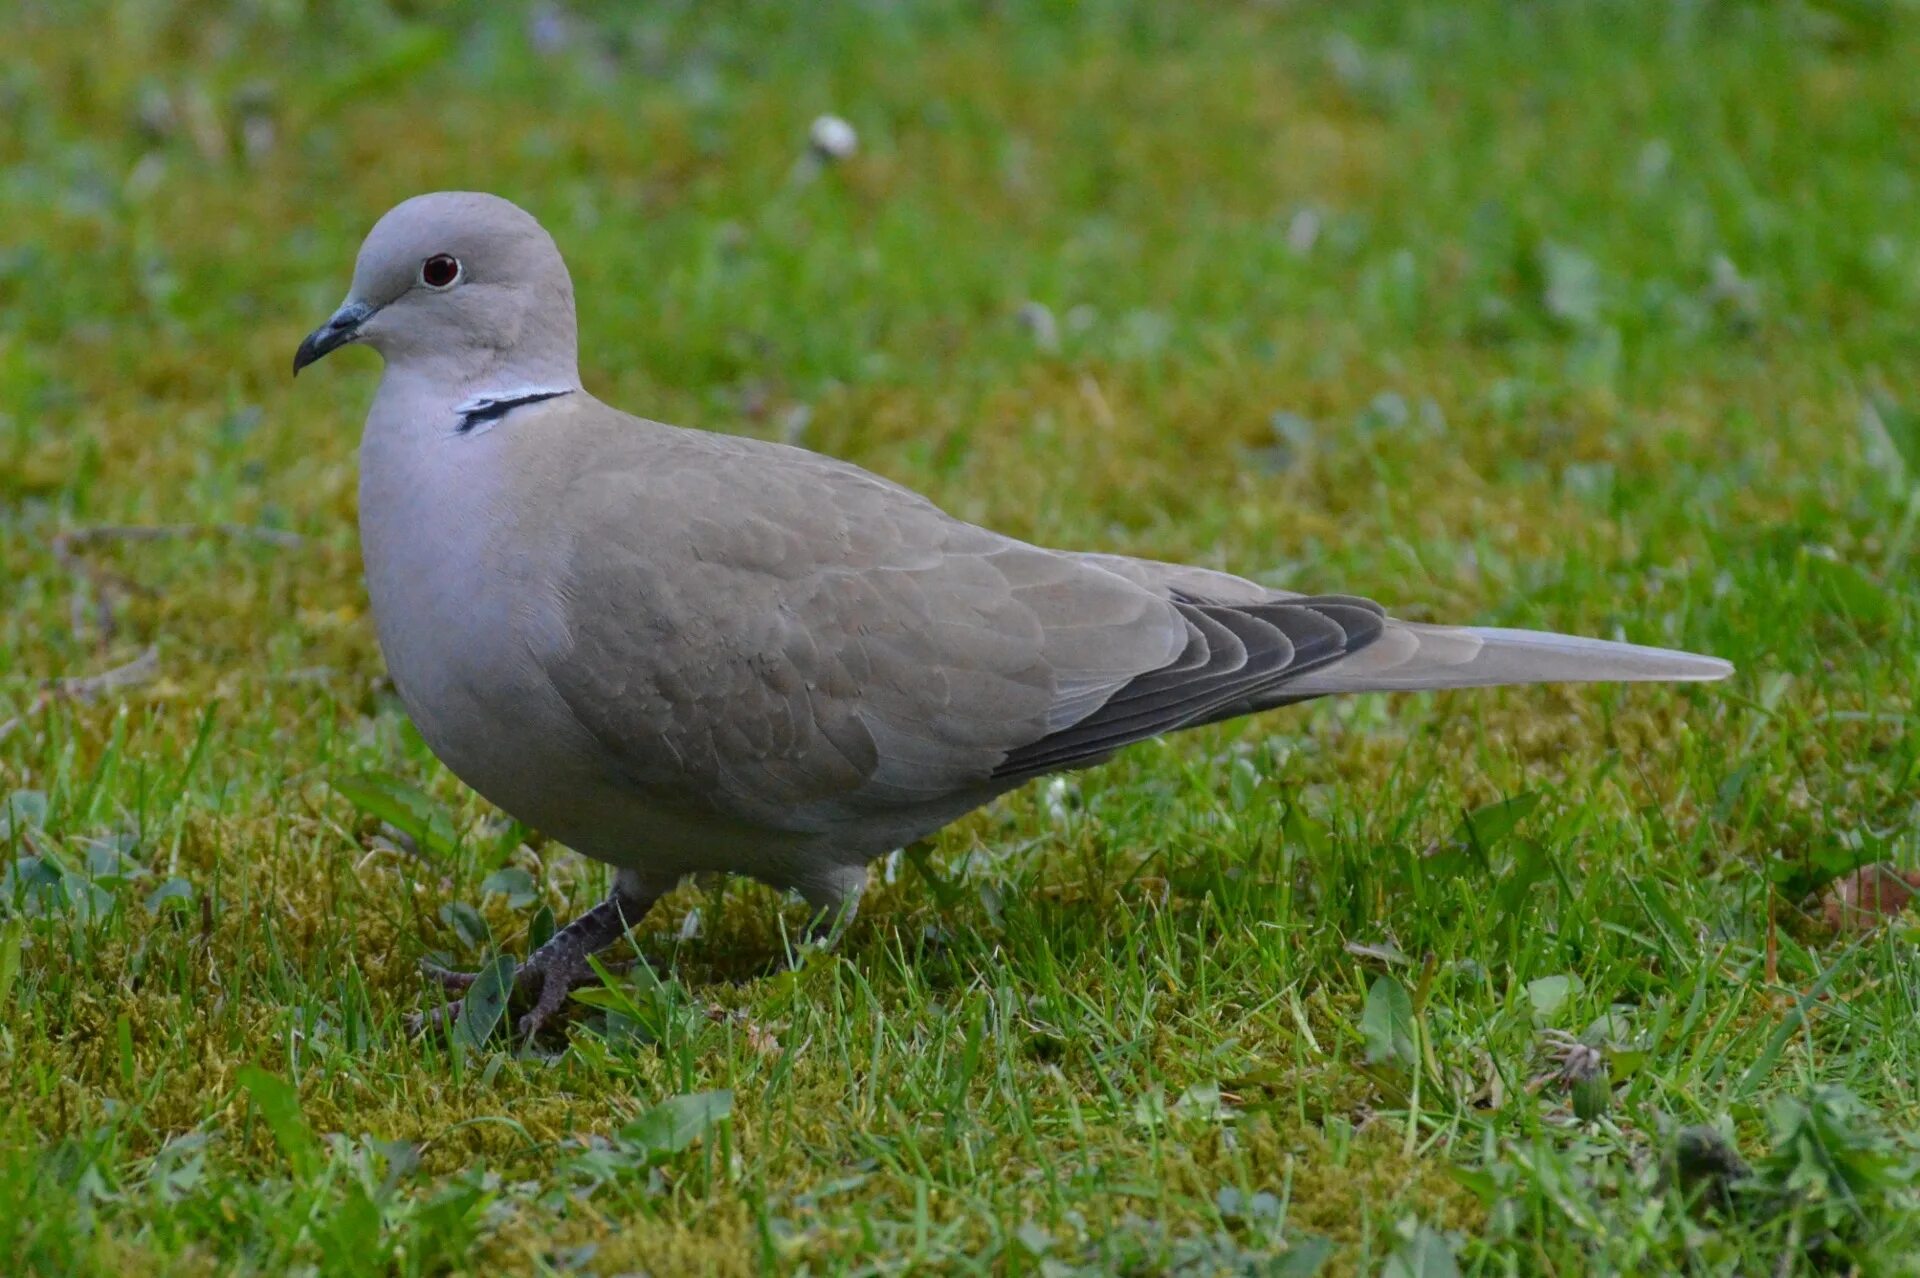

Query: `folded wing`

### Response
(536, 422, 1726, 835)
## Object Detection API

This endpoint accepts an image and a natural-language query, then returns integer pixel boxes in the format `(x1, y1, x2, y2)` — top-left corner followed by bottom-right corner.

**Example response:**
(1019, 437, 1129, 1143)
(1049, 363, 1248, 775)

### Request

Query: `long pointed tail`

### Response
(1281, 621, 1732, 696)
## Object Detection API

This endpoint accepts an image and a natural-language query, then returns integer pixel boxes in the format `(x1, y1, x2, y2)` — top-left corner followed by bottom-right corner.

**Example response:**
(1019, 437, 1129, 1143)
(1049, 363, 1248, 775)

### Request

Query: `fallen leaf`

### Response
(1361, 974, 1417, 1069)
(621, 1090, 733, 1163)
(1817, 864, 1920, 933)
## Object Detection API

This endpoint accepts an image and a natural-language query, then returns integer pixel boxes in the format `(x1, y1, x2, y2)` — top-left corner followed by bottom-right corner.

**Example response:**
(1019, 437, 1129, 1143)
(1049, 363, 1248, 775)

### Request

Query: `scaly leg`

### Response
(416, 867, 671, 1040)
(798, 863, 868, 951)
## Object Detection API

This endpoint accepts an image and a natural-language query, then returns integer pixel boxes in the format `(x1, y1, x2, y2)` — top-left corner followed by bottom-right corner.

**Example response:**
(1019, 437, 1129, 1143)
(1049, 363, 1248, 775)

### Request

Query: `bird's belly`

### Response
(364, 547, 814, 881)
(374, 589, 579, 817)
(354, 491, 608, 850)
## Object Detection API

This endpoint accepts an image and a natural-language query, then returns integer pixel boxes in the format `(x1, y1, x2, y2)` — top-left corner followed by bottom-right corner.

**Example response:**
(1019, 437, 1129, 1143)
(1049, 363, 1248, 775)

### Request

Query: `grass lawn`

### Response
(5, 1, 1920, 1272)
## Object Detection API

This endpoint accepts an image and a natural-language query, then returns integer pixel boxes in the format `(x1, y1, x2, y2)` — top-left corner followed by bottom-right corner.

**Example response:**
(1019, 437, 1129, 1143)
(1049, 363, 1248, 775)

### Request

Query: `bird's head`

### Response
(294, 191, 580, 392)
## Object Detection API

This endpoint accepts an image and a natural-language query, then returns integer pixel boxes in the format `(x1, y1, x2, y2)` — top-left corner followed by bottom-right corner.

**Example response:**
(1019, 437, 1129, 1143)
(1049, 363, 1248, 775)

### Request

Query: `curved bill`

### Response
(293, 301, 375, 375)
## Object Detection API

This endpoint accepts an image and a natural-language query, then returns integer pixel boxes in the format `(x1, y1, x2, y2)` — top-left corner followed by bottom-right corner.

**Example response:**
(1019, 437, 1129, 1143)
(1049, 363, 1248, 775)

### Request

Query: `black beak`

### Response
(293, 301, 375, 375)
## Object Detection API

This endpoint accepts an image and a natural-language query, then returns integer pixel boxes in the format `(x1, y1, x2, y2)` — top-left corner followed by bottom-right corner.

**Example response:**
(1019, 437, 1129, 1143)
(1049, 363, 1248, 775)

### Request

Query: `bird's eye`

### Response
(420, 254, 461, 289)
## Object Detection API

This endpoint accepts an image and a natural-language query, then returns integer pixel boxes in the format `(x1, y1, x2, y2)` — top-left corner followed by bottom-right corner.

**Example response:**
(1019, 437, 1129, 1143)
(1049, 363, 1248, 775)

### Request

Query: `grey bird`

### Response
(295, 191, 1731, 1038)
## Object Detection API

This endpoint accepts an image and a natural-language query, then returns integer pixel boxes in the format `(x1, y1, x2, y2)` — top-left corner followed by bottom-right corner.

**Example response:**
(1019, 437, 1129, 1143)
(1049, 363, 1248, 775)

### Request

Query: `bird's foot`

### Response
(793, 871, 865, 959)
(408, 872, 666, 1043)
(801, 905, 854, 952)
(410, 949, 626, 1041)
(420, 960, 485, 995)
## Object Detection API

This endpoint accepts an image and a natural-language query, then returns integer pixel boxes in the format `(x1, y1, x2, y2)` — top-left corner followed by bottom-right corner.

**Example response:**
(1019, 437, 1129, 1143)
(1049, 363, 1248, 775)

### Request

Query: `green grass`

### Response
(5, 0, 1920, 1272)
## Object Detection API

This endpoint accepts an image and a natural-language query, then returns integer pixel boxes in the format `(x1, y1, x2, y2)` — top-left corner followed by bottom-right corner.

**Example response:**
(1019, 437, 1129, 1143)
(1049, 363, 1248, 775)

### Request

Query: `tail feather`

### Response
(1279, 621, 1732, 696)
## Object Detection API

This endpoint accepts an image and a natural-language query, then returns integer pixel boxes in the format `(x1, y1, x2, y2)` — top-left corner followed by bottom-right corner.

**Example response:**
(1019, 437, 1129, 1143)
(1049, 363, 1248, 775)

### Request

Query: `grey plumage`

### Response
(295, 191, 1731, 1036)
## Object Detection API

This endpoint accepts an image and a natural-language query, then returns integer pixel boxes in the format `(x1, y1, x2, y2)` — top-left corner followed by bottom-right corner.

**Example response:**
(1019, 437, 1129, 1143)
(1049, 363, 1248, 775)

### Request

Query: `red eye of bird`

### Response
(421, 254, 460, 288)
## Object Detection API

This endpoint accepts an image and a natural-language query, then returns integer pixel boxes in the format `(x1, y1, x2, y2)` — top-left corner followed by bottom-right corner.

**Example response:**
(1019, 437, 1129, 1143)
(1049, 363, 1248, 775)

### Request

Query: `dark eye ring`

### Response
(421, 254, 461, 288)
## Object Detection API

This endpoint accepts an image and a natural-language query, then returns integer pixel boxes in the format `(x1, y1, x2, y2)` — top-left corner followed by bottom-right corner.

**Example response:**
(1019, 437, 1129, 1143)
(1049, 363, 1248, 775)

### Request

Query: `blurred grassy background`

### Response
(4, 1, 1920, 1273)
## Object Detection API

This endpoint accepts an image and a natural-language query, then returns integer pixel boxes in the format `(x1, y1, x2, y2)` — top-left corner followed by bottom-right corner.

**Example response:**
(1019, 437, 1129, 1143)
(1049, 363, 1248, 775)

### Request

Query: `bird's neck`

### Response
(357, 365, 551, 650)
(370, 355, 581, 440)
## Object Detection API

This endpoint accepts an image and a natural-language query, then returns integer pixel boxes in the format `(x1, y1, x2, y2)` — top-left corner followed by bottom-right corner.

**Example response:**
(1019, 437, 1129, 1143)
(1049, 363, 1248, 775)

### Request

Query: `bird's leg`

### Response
(508, 884, 652, 1039)
(415, 867, 669, 1040)
(798, 864, 868, 951)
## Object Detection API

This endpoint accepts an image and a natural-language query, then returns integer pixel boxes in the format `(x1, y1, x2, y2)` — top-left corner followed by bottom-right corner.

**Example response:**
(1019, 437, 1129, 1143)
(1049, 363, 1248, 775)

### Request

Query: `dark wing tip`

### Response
(991, 592, 1386, 781)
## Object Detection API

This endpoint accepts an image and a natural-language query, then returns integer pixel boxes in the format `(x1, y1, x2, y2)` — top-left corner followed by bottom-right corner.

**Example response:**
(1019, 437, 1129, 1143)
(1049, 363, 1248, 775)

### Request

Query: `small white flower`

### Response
(808, 114, 858, 162)
(1043, 776, 1077, 824)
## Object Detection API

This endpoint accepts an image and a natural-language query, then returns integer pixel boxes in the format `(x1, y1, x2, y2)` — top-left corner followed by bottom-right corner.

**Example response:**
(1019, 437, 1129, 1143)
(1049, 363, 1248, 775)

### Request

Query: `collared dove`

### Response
(295, 191, 1731, 1037)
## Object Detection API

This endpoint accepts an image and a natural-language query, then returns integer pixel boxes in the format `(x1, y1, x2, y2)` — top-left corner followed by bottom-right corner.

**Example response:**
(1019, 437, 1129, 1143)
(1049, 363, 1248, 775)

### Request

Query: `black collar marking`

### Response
(456, 389, 572, 434)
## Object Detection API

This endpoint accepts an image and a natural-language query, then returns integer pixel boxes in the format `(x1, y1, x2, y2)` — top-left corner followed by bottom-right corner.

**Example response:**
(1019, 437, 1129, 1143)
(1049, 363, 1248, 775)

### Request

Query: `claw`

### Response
(409, 958, 535, 1039)
(420, 959, 483, 994)
(413, 950, 631, 1043)
(410, 876, 669, 1045)
(513, 953, 599, 1040)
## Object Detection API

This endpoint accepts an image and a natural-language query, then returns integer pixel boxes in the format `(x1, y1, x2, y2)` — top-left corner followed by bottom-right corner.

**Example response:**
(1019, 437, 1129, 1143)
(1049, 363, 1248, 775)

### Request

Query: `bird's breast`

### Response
(355, 421, 597, 819)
